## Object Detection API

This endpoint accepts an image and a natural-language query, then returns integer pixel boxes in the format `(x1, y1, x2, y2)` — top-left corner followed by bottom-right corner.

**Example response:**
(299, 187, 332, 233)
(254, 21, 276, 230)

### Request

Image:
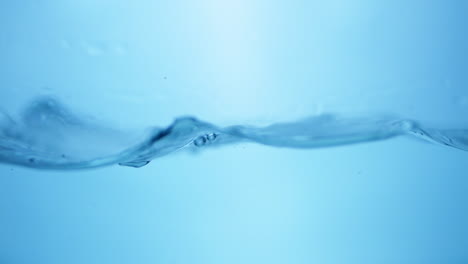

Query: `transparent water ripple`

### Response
(1, 97, 467, 170)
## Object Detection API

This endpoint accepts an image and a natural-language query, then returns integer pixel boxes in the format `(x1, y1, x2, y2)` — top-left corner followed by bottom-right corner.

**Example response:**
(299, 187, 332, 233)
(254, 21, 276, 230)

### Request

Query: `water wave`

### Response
(1, 97, 467, 170)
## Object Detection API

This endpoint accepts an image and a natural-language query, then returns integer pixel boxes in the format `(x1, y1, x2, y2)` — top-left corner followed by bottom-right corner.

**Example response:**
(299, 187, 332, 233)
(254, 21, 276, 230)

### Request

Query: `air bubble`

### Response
(207, 133, 217, 141)
(193, 133, 218, 147)
(194, 136, 207, 147)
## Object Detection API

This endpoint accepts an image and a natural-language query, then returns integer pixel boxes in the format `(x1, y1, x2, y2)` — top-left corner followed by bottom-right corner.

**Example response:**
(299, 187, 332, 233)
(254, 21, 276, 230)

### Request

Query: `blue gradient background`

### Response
(0, 1, 467, 263)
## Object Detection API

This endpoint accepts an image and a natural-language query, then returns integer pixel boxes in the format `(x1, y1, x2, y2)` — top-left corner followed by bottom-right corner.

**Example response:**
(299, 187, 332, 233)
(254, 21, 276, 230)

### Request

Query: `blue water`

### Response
(1, 1, 467, 264)
(1, 96, 468, 170)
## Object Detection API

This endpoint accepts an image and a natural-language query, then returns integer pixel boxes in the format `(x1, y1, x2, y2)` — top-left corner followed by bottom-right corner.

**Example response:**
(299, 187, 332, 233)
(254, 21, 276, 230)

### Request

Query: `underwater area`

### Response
(1, 0, 467, 263)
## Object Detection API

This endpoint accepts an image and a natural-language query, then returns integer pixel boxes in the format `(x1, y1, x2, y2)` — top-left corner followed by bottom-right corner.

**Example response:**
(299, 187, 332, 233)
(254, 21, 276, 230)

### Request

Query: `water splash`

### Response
(1, 97, 467, 170)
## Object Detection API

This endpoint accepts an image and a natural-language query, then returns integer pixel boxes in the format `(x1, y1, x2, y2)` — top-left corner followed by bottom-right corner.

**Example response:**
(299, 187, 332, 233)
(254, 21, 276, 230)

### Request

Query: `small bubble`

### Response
(118, 160, 150, 168)
(207, 133, 217, 141)
(410, 129, 425, 137)
(193, 133, 217, 147)
(194, 136, 207, 147)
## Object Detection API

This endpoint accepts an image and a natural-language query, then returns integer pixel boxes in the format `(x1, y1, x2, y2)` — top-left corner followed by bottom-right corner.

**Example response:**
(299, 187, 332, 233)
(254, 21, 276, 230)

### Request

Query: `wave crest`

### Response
(1, 97, 467, 170)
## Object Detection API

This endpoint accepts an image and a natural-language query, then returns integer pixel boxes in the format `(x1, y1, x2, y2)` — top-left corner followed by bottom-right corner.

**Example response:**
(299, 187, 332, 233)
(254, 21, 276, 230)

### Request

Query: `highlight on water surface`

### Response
(0, 97, 467, 170)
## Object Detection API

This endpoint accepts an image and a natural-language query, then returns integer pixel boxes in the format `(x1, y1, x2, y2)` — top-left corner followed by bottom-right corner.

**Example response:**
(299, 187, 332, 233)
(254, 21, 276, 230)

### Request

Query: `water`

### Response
(1, 1, 467, 264)
(1, 97, 468, 170)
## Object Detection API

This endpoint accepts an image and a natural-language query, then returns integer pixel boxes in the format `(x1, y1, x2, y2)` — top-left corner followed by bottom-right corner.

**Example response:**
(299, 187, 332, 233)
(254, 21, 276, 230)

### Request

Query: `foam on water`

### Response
(1, 97, 467, 170)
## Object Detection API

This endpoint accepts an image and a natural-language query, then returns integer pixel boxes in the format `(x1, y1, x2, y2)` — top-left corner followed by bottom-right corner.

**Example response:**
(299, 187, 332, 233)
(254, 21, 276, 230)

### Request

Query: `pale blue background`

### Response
(0, 1, 467, 263)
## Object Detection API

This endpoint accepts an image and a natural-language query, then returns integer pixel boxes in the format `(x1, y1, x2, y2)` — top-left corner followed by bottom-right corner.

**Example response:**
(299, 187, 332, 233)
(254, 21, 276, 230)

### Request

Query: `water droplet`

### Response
(119, 160, 150, 168)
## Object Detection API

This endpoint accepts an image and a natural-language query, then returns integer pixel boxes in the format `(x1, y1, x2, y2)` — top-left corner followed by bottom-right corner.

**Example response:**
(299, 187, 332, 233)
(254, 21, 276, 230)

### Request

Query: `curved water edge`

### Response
(1, 97, 467, 170)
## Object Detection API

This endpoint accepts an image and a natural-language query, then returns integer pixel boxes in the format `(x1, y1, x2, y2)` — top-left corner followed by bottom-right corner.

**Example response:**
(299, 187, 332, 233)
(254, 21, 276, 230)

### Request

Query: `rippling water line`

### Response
(0, 97, 467, 170)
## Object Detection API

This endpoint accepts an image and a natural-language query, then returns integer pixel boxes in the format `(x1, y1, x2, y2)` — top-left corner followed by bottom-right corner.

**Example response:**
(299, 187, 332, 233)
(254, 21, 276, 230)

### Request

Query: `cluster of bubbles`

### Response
(193, 133, 218, 147)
